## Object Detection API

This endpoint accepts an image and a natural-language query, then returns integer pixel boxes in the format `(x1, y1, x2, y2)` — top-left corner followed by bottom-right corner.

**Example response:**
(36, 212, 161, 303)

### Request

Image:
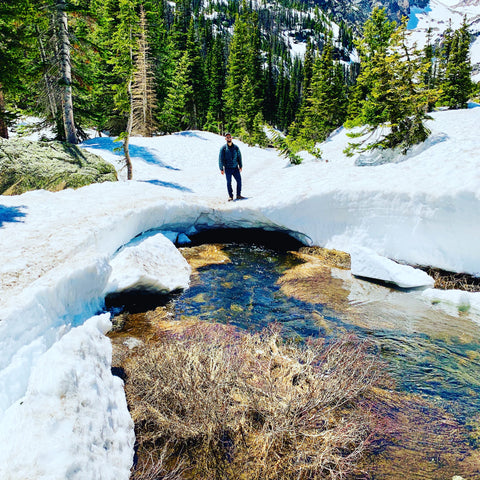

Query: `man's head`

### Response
(225, 133, 233, 145)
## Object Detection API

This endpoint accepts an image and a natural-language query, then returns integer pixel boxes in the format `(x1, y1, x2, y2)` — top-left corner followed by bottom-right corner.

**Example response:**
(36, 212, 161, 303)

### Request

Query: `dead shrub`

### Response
(124, 323, 389, 480)
(424, 267, 480, 292)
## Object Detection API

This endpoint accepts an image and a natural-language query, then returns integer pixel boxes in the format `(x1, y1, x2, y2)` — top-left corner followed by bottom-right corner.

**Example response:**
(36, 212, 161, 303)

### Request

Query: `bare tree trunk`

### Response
(36, 24, 58, 122)
(0, 86, 8, 139)
(124, 31, 134, 180)
(56, 0, 77, 144)
(131, 6, 157, 137)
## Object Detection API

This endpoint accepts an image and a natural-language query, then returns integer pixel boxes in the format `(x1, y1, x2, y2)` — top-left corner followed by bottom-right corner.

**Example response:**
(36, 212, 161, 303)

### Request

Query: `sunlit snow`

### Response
(1, 104, 480, 478)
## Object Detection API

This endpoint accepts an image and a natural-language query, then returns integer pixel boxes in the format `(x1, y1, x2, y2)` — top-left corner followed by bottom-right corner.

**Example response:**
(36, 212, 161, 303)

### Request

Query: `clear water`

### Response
(169, 243, 480, 478)
(175, 244, 480, 418)
(112, 240, 480, 478)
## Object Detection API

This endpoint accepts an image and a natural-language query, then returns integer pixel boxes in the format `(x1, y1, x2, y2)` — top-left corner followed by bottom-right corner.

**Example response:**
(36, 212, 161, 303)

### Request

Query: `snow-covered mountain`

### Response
(408, 0, 480, 80)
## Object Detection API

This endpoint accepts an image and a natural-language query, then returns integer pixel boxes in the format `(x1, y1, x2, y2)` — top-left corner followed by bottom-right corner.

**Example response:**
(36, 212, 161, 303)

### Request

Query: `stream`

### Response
(110, 233, 480, 479)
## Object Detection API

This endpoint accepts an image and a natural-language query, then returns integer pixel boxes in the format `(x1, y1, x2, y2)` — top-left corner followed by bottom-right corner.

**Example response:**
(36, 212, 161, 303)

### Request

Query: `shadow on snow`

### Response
(140, 179, 193, 192)
(0, 205, 27, 227)
(82, 137, 180, 170)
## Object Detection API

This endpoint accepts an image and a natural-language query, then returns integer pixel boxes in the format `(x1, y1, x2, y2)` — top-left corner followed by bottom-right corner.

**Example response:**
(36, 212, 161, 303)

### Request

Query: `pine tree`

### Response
(346, 7, 396, 125)
(346, 19, 438, 155)
(204, 35, 226, 133)
(106, 0, 140, 179)
(184, 17, 208, 129)
(0, 0, 30, 138)
(438, 19, 473, 109)
(160, 51, 193, 133)
(223, 4, 263, 140)
(299, 40, 347, 146)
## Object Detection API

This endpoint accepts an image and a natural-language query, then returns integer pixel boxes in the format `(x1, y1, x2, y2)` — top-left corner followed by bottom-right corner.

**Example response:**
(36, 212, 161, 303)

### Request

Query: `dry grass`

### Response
(124, 323, 389, 480)
(424, 267, 480, 292)
(297, 247, 351, 270)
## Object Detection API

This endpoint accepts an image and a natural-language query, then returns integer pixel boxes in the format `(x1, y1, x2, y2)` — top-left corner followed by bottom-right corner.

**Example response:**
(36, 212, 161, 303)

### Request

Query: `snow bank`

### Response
(1, 106, 479, 480)
(0, 255, 111, 418)
(105, 232, 191, 294)
(350, 246, 435, 288)
(0, 314, 134, 480)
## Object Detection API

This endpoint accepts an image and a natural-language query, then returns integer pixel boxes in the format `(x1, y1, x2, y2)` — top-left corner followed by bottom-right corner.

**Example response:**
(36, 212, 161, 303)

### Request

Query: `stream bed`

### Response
(110, 237, 480, 479)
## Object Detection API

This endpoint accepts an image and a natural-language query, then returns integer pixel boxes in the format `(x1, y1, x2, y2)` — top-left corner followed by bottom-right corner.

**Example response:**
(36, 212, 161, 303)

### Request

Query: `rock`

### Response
(0, 139, 117, 195)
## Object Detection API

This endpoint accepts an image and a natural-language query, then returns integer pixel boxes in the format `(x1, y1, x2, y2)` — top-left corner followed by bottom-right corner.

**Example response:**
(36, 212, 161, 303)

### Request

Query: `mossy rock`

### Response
(0, 139, 117, 195)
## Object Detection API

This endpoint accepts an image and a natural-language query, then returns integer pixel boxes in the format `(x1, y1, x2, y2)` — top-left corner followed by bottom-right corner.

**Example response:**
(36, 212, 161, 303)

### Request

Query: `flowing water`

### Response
(110, 237, 480, 479)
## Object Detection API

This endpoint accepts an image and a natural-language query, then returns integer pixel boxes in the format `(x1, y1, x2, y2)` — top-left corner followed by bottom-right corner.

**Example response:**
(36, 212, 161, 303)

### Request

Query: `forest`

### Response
(0, 0, 476, 168)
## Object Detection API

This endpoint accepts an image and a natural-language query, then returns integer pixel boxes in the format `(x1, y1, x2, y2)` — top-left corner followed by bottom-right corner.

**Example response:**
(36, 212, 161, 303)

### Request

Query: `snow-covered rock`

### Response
(350, 246, 435, 289)
(105, 232, 191, 294)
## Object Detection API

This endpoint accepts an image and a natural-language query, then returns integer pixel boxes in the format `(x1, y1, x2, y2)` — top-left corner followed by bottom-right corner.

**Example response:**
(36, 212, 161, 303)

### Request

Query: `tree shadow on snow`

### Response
(82, 138, 180, 170)
(173, 131, 208, 140)
(140, 179, 193, 192)
(0, 205, 27, 227)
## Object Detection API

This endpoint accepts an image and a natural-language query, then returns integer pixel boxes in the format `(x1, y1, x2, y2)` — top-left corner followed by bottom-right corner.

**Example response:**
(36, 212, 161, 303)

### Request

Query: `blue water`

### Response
(173, 243, 480, 422)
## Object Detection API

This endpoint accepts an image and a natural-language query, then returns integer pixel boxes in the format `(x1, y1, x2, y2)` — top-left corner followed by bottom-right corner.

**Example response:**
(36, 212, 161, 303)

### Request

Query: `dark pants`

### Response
(225, 167, 242, 198)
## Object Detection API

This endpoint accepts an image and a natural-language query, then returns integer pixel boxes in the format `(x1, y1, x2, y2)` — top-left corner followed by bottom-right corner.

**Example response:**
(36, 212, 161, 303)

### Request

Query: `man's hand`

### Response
(220, 170, 224, 175)
(239, 168, 242, 172)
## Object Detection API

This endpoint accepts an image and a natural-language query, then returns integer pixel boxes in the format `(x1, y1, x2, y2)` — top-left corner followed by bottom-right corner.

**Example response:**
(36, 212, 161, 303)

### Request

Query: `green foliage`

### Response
(345, 15, 439, 155)
(223, 6, 263, 140)
(297, 39, 347, 146)
(268, 127, 303, 164)
(437, 19, 473, 109)
(159, 51, 193, 133)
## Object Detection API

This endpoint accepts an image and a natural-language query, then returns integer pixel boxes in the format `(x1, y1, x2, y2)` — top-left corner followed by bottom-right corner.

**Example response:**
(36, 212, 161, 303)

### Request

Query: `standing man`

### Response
(219, 133, 245, 201)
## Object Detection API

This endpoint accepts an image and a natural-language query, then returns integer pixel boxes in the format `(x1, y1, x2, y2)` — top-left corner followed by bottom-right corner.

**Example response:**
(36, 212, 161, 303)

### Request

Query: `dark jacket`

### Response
(219, 143, 242, 171)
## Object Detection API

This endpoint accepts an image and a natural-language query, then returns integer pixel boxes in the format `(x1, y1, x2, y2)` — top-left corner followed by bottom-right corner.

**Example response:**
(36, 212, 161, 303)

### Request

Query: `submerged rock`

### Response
(0, 138, 117, 195)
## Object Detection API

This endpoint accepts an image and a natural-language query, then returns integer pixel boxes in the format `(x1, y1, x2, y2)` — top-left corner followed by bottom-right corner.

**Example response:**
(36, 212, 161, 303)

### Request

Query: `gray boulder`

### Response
(0, 139, 117, 195)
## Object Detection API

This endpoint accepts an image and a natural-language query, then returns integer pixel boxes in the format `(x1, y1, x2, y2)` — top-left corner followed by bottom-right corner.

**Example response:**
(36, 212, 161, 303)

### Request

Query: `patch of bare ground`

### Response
(121, 323, 390, 480)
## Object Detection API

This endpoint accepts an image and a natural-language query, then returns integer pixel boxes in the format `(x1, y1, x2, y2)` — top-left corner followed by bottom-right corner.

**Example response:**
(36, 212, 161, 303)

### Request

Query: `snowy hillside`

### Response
(0, 106, 480, 478)
(408, 0, 480, 80)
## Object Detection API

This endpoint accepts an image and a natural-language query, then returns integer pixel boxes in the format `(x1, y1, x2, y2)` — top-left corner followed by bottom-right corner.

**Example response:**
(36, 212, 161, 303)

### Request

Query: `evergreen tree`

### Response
(105, 0, 140, 179)
(438, 19, 473, 109)
(300, 40, 347, 146)
(184, 17, 208, 129)
(0, 0, 30, 137)
(346, 19, 438, 155)
(131, 5, 157, 136)
(346, 7, 396, 124)
(223, 4, 263, 140)
(159, 51, 193, 133)
(204, 35, 226, 133)
(143, 0, 175, 124)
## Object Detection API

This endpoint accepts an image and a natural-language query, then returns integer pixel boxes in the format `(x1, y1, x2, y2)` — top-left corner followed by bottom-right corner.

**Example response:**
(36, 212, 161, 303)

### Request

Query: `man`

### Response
(219, 133, 245, 201)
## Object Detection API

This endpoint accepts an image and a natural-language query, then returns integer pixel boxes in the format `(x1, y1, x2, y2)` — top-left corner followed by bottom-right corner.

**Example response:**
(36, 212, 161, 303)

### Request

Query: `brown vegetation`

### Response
(124, 323, 390, 480)
(424, 267, 480, 292)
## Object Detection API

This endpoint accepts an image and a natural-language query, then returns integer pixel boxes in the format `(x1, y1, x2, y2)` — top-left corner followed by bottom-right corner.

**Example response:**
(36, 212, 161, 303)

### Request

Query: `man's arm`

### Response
(218, 146, 225, 173)
(237, 146, 242, 170)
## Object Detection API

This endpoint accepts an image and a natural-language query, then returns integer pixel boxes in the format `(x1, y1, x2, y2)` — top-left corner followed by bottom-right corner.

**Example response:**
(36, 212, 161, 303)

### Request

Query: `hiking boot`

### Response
(228, 197, 234, 201)
(236, 195, 246, 200)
